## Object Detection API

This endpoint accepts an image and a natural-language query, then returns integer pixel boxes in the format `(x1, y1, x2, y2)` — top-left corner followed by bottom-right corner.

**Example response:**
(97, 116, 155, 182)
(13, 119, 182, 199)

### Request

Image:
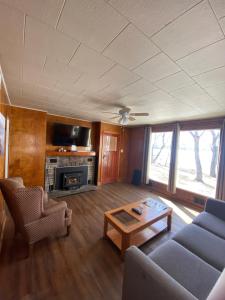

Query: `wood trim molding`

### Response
(151, 116, 225, 131)
(46, 151, 96, 157)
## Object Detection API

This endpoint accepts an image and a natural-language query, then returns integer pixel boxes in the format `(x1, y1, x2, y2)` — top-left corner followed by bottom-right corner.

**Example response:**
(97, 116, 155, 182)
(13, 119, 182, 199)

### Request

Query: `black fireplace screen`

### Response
(63, 172, 83, 189)
(55, 166, 88, 190)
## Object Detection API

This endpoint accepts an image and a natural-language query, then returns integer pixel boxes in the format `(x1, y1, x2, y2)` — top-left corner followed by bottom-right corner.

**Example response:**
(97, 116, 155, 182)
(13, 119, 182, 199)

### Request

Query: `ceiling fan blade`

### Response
(110, 116, 120, 120)
(103, 112, 120, 115)
(130, 113, 149, 116)
(129, 116, 136, 121)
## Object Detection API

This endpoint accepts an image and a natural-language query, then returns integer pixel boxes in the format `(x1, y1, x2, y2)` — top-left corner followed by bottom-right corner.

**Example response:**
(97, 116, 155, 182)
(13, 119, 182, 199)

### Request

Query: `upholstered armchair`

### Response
(0, 177, 72, 255)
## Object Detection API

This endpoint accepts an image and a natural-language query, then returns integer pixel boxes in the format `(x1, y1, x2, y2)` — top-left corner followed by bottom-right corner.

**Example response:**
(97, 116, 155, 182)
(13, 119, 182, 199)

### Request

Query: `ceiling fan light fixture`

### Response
(119, 116, 129, 125)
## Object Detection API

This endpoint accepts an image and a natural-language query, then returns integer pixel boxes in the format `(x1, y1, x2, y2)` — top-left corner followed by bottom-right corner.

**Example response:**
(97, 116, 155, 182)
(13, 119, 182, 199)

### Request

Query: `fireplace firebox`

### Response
(55, 166, 88, 190)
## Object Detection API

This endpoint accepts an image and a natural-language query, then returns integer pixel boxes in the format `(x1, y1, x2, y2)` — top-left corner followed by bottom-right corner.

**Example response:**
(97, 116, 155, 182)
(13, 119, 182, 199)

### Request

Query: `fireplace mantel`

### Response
(46, 151, 96, 157)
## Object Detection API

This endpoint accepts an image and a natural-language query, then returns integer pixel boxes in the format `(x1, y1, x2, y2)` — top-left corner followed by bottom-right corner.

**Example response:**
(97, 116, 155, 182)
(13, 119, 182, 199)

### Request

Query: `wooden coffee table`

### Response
(103, 199, 172, 257)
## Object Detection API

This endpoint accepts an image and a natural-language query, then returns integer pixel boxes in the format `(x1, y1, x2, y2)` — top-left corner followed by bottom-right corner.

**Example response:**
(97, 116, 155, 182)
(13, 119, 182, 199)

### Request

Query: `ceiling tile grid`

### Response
(133, 53, 181, 82)
(0, 0, 225, 124)
(103, 24, 160, 69)
(151, 1, 224, 60)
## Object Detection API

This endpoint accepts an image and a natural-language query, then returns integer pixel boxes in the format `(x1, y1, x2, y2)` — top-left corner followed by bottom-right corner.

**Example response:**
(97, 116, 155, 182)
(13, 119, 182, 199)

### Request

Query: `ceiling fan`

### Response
(104, 107, 149, 125)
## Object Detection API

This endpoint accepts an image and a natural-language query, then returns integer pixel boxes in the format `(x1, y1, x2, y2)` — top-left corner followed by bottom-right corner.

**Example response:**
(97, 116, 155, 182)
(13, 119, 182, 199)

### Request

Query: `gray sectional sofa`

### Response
(122, 198, 225, 300)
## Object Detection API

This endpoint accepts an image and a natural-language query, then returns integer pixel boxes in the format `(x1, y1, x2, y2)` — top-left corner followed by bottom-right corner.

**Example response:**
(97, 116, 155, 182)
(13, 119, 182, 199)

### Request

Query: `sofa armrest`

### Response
(122, 246, 197, 300)
(207, 269, 225, 300)
(43, 201, 67, 216)
(205, 198, 225, 222)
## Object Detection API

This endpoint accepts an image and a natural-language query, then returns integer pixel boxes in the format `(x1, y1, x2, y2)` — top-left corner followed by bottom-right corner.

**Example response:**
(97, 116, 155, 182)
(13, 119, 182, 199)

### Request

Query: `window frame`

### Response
(148, 129, 173, 186)
(148, 117, 224, 199)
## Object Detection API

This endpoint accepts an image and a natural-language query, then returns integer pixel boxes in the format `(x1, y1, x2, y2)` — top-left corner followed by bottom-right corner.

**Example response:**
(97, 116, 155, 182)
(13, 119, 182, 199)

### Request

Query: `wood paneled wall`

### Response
(0, 75, 9, 251)
(0, 80, 8, 179)
(127, 126, 146, 183)
(8, 107, 47, 187)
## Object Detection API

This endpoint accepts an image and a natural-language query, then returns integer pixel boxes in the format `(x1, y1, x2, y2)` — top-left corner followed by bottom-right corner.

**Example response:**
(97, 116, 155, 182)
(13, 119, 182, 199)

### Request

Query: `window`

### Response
(149, 131, 173, 185)
(177, 129, 220, 197)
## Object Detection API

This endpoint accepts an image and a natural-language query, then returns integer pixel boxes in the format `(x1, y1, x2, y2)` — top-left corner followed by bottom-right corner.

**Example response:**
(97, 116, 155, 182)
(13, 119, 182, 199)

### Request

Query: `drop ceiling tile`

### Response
(139, 90, 175, 106)
(57, 94, 85, 106)
(99, 65, 140, 88)
(205, 83, 225, 106)
(44, 58, 81, 82)
(22, 67, 58, 89)
(69, 44, 115, 77)
(109, 95, 140, 106)
(209, 0, 225, 19)
(22, 83, 63, 102)
(170, 84, 205, 101)
(180, 93, 220, 111)
(1, 0, 64, 27)
(177, 39, 225, 76)
(0, 2, 24, 46)
(55, 81, 84, 95)
(133, 53, 180, 82)
(152, 1, 224, 60)
(221, 17, 225, 34)
(109, 0, 200, 37)
(93, 87, 123, 103)
(154, 71, 194, 92)
(57, 0, 128, 52)
(25, 16, 80, 64)
(194, 66, 225, 87)
(1, 57, 22, 80)
(56, 74, 109, 95)
(103, 24, 160, 69)
(120, 79, 158, 97)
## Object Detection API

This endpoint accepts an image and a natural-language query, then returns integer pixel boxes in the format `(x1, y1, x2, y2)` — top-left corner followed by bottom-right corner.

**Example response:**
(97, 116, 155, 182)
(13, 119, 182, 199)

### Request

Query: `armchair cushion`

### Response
(43, 199, 67, 216)
(193, 212, 225, 240)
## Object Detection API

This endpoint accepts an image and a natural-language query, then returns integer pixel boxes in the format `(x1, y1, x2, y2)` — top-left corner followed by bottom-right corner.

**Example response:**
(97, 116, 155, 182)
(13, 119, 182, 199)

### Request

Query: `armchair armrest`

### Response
(25, 209, 66, 244)
(43, 201, 67, 216)
(122, 246, 197, 300)
(205, 198, 225, 222)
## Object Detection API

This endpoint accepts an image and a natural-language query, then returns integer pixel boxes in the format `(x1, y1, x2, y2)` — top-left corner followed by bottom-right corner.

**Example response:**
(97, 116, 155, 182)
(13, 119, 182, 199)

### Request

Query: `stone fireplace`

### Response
(45, 155, 96, 195)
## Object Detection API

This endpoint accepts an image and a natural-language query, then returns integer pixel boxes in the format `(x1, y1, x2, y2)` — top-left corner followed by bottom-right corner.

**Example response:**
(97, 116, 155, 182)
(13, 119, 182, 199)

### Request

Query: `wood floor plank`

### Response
(0, 183, 197, 300)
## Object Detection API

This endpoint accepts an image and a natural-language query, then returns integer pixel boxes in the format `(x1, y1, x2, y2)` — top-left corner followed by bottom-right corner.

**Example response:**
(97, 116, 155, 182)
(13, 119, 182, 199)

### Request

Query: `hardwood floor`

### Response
(0, 183, 198, 300)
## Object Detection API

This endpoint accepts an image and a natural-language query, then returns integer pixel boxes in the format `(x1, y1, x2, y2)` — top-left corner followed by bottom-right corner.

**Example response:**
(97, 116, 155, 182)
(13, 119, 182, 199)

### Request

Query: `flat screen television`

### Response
(52, 123, 91, 147)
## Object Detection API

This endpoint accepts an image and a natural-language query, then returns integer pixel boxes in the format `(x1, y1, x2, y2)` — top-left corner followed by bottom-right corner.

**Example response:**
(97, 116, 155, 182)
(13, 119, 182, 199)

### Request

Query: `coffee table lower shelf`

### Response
(106, 220, 167, 252)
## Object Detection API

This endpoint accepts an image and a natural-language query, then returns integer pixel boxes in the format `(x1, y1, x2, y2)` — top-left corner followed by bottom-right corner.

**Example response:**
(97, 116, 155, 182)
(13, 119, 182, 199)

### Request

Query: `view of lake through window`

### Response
(177, 129, 220, 197)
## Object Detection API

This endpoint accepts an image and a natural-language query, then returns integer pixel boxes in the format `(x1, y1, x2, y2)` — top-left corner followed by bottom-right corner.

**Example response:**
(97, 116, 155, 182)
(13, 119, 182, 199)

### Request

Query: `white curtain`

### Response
(167, 123, 180, 193)
(216, 120, 225, 200)
(142, 126, 152, 184)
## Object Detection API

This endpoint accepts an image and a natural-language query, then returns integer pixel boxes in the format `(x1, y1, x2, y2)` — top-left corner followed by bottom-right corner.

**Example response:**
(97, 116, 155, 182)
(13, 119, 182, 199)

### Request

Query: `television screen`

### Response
(52, 123, 91, 146)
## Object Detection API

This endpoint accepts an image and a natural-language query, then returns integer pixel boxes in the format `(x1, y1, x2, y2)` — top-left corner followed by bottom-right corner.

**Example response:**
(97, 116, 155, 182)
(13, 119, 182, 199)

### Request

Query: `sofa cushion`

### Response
(173, 224, 225, 271)
(193, 212, 225, 240)
(149, 240, 220, 300)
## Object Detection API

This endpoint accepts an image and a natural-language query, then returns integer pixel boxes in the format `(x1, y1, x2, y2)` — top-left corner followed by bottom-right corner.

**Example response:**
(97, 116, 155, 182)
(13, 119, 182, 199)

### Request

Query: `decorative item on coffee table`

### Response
(103, 199, 172, 258)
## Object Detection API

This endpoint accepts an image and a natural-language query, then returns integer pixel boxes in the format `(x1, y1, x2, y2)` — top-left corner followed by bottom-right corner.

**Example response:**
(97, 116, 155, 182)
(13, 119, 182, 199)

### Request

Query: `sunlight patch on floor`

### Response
(159, 197, 198, 224)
